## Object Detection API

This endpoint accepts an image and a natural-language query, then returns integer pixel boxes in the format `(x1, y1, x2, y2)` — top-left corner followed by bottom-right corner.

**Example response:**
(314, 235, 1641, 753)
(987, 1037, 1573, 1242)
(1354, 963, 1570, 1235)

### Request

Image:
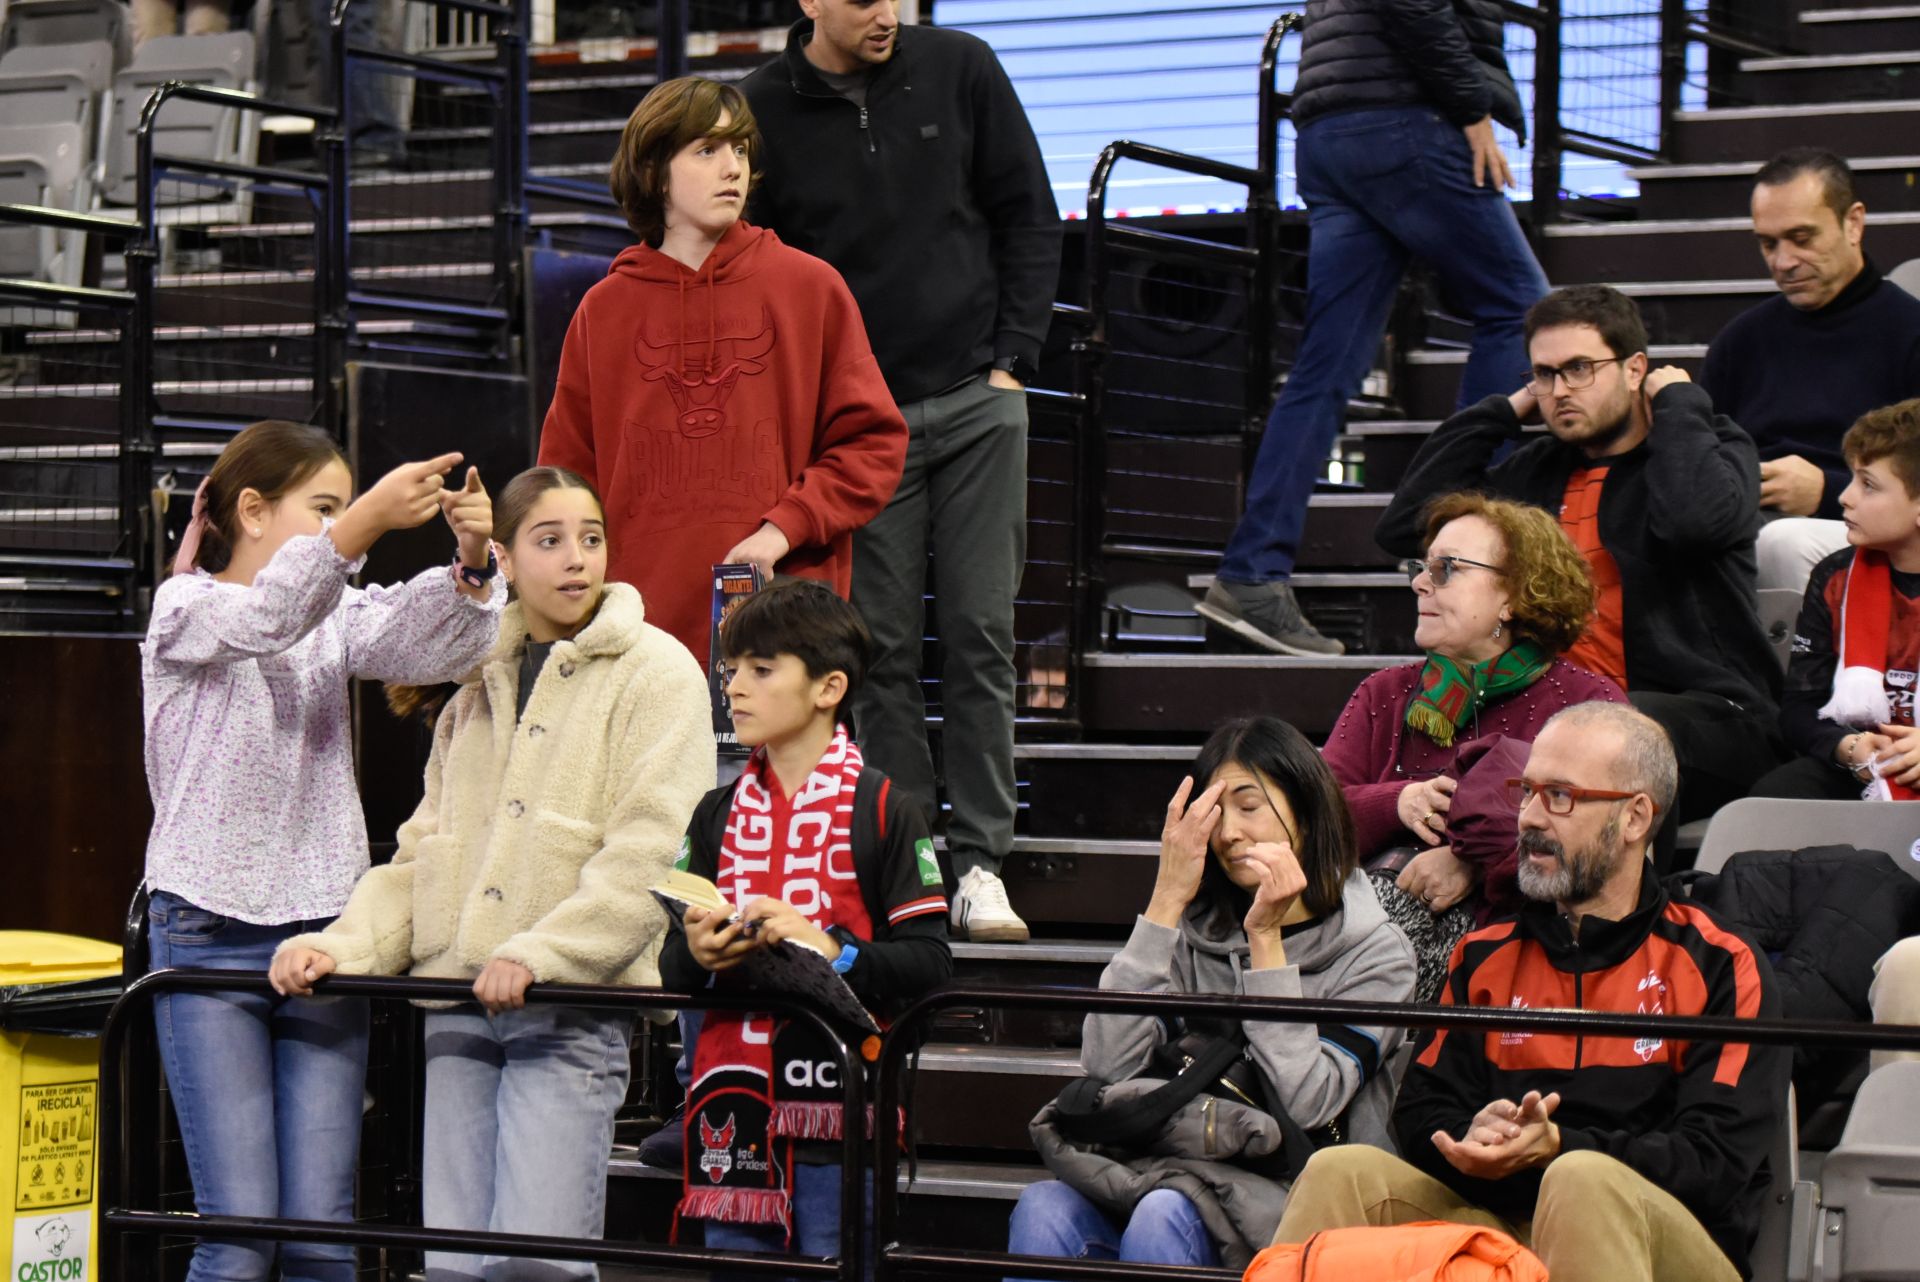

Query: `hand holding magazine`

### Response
(652, 870, 880, 1034)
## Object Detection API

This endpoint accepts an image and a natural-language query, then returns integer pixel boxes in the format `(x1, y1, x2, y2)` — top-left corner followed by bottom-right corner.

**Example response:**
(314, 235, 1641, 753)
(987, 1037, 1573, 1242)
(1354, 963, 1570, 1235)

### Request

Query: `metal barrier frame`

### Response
(870, 984, 1920, 1282)
(98, 971, 872, 1282)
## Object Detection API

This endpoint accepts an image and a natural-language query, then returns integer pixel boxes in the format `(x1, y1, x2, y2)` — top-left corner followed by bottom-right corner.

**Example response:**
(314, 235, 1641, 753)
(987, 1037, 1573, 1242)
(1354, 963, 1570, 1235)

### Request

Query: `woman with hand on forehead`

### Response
(1322, 492, 1624, 1000)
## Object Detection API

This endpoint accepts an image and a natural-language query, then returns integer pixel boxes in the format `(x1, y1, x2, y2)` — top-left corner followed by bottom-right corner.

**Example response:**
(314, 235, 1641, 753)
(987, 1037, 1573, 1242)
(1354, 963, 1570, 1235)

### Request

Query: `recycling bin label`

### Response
(15, 1082, 95, 1212)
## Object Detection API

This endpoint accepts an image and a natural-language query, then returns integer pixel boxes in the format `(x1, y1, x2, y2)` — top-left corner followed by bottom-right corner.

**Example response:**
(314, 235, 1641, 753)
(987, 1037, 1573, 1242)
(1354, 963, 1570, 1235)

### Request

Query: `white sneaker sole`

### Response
(961, 917, 1030, 943)
(1194, 600, 1346, 657)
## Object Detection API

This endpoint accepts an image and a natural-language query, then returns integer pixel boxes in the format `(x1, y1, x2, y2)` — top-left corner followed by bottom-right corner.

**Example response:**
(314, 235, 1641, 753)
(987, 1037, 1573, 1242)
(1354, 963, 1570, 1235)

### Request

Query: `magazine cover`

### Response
(710, 563, 765, 756)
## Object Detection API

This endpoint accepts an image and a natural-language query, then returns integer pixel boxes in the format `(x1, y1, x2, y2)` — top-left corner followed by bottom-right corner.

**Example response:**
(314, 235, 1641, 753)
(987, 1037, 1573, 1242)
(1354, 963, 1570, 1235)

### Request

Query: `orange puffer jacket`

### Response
(1246, 1221, 1549, 1282)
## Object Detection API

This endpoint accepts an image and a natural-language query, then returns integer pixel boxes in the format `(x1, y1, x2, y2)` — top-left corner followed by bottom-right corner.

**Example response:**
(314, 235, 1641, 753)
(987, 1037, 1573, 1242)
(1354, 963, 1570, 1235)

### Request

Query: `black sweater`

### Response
(741, 22, 1063, 406)
(1377, 385, 1779, 708)
(1290, 0, 1526, 140)
(1700, 263, 1920, 520)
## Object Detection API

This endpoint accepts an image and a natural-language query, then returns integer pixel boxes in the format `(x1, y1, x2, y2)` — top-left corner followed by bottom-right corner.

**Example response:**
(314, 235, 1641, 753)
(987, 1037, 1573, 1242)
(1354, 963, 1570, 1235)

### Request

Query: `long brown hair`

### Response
(180, 420, 343, 574)
(384, 467, 605, 722)
(608, 76, 762, 246)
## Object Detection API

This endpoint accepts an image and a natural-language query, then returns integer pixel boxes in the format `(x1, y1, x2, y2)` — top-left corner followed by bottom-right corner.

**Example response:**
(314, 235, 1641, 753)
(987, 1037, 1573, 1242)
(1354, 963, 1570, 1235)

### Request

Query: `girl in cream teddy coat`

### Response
(274, 466, 714, 1280)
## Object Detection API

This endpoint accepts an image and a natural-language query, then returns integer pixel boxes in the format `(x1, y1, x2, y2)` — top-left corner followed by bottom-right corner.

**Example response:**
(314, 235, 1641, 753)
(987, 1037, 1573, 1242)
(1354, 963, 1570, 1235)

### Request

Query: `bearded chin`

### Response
(1516, 816, 1621, 904)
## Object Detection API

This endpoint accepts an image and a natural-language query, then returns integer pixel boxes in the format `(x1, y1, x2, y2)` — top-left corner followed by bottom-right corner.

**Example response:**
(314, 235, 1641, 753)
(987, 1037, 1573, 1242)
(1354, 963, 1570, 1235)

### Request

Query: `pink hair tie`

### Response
(170, 477, 212, 576)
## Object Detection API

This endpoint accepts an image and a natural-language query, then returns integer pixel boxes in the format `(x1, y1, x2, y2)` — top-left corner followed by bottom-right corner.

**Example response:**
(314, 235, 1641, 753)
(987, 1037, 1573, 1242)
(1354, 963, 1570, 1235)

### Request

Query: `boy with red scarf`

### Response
(658, 579, 952, 1259)
(1755, 397, 1920, 799)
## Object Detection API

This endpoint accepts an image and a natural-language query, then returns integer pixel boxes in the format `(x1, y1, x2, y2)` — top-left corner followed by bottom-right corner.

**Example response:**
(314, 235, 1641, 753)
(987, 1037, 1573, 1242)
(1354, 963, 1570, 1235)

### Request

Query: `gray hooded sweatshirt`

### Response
(1081, 867, 1417, 1150)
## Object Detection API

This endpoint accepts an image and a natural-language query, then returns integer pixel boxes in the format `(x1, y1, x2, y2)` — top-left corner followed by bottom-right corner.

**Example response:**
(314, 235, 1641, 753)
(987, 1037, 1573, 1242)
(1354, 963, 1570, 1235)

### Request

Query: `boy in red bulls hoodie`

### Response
(538, 76, 906, 667)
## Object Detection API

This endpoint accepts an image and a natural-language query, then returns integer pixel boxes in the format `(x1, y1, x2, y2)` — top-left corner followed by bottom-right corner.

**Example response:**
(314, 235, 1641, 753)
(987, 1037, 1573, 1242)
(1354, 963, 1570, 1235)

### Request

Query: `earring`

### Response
(251, 528, 261, 538)
(1493, 619, 1504, 640)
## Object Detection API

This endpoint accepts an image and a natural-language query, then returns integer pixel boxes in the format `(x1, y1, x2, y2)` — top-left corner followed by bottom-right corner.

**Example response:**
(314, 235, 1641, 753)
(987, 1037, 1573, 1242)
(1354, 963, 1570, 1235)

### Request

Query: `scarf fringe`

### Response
(771, 1101, 845, 1142)
(677, 1186, 792, 1230)
(1820, 664, 1893, 728)
(1405, 702, 1458, 747)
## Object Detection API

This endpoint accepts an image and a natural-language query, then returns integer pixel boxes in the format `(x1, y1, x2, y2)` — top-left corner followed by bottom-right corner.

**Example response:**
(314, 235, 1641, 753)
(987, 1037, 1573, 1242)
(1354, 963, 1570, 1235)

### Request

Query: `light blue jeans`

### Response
(421, 1005, 634, 1281)
(1005, 1181, 1219, 1278)
(146, 889, 369, 1282)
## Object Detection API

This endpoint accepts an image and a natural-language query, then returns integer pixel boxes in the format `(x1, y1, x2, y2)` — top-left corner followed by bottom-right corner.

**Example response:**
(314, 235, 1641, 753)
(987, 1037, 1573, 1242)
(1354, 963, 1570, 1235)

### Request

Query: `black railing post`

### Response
(323, 0, 355, 440)
(658, 0, 690, 83)
(124, 173, 157, 596)
(1243, 16, 1294, 485)
(492, 1, 530, 366)
(1658, 0, 1692, 159)
(1529, 0, 1563, 226)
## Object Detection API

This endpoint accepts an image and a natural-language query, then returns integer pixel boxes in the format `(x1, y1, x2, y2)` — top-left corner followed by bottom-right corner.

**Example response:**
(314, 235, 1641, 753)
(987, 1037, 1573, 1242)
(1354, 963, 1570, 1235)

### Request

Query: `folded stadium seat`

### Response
(0, 41, 114, 133)
(0, 0, 130, 70)
(1750, 1082, 1820, 1282)
(1891, 259, 1920, 303)
(1757, 587, 1803, 675)
(0, 121, 88, 283)
(100, 31, 257, 211)
(1815, 1061, 1920, 1281)
(1690, 799, 1920, 879)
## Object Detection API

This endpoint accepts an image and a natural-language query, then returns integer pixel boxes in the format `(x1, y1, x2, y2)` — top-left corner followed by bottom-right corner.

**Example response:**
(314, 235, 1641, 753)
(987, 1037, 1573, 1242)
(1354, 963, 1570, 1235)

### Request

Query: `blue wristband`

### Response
(831, 940, 860, 974)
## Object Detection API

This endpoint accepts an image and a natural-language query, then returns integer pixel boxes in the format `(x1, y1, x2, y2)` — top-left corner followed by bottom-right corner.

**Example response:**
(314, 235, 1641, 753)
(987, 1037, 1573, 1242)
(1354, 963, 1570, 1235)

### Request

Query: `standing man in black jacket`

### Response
(1195, 0, 1549, 656)
(1378, 286, 1782, 841)
(741, 0, 1062, 943)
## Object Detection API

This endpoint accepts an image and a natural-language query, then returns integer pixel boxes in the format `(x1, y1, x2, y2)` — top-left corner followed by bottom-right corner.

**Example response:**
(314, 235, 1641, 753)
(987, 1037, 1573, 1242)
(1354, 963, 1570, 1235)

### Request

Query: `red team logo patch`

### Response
(698, 1113, 737, 1183)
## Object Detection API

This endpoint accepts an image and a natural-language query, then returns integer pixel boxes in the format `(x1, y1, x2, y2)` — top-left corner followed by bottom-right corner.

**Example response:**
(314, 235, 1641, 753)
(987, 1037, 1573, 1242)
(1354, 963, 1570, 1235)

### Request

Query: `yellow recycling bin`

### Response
(0, 932, 123, 1282)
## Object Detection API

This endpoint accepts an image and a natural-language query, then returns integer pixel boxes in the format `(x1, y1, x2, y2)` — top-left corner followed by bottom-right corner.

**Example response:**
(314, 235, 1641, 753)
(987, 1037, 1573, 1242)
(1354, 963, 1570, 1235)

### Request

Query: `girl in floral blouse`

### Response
(141, 419, 502, 1282)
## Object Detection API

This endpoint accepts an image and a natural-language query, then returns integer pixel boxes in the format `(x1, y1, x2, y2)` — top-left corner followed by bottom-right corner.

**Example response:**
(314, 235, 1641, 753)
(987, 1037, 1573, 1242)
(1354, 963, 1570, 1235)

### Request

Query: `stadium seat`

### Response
(1751, 1083, 1820, 1282)
(1815, 1061, 1920, 1281)
(0, 40, 113, 132)
(1891, 258, 1920, 304)
(1692, 799, 1920, 878)
(0, 120, 86, 281)
(1758, 587, 1802, 674)
(100, 31, 257, 208)
(0, 0, 128, 69)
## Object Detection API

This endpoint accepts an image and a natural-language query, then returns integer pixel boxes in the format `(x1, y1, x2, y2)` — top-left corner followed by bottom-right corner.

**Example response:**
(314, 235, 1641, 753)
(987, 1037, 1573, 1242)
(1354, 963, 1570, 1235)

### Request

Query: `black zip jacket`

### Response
(1376, 384, 1779, 708)
(741, 21, 1063, 405)
(1778, 546, 1920, 763)
(1397, 872, 1788, 1278)
(1290, 0, 1527, 140)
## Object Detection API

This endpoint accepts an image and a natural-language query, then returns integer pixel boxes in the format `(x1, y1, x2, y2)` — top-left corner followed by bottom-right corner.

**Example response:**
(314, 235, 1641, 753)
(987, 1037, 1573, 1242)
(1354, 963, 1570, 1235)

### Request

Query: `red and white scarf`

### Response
(677, 725, 874, 1234)
(1818, 549, 1916, 800)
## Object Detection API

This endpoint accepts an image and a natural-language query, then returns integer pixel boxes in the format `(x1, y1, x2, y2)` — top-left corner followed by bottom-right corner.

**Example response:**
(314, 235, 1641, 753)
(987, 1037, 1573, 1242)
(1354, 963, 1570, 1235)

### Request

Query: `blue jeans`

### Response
(703, 1160, 875, 1280)
(146, 890, 370, 1282)
(1219, 105, 1550, 583)
(1005, 1181, 1219, 1278)
(421, 1005, 634, 1281)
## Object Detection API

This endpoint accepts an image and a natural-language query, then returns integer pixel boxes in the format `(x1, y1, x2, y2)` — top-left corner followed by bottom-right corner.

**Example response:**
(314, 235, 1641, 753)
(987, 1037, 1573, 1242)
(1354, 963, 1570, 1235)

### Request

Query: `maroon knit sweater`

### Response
(1323, 657, 1628, 858)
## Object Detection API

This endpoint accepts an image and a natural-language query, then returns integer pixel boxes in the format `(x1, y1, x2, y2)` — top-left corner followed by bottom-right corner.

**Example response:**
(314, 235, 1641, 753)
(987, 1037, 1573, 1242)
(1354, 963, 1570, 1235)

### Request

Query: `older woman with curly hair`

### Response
(1323, 492, 1626, 998)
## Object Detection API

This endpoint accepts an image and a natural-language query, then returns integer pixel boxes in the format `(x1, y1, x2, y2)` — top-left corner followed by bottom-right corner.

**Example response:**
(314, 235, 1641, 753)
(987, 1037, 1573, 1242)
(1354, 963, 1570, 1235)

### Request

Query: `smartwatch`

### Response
(994, 354, 1037, 386)
(454, 547, 497, 589)
(831, 937, 860, 974)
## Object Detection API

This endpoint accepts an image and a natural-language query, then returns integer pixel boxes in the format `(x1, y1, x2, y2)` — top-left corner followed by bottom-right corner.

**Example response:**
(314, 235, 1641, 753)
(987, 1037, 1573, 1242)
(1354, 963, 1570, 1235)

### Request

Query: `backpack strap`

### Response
(849, 766, 891, 934)
(1052, 1035, 1247, 1150)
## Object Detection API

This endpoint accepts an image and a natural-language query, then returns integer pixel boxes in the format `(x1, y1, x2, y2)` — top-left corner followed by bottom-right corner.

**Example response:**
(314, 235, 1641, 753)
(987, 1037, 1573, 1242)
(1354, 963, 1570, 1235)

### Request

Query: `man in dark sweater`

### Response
(1700, 148, 1920, 593)
(1379, 286, 1782, 836)
(740, 1, 1062, 945)
(1196, 0, 1549, 656)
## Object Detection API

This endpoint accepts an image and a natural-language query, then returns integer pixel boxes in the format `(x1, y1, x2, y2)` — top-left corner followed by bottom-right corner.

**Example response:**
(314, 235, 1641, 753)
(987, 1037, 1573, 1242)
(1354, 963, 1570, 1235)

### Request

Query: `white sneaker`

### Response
(951, 866, 1029, 943)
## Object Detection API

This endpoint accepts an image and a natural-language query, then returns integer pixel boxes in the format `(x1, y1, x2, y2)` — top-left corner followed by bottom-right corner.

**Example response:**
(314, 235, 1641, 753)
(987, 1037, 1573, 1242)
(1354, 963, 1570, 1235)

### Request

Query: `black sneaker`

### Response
(636, 1104, 685, 1169)
(1195, 579, 1345, 656)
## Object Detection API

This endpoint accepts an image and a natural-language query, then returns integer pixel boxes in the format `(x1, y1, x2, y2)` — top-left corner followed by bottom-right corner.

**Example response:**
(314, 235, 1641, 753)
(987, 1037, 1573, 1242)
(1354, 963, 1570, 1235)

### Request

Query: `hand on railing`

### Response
(1463, 117, 1517, 190)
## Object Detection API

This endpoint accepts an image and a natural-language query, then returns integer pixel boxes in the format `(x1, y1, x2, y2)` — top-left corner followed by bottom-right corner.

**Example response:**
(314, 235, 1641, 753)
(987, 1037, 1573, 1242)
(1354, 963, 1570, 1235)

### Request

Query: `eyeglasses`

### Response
(1504, 777, 1659, 816)
(1400, 555, 1505, 587)
(1525, 356, 1624, 395)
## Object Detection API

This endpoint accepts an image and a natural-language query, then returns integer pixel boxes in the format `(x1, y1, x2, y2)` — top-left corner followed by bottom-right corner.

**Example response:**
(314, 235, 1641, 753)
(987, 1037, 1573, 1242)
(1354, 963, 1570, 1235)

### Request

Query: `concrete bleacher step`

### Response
(1080, 652, 1402, 738)
(1669, 97, 1920, 163)
(330, 163, 614, 221)
(1734, 47, 1920, 106)
(201, 209, 633, 265)
(1798, 4, 1920, 54)
(406, 117, 628, 169)
(152, 262, 501, 324)
(1017, 744, 1200, 841)
(999, 836, 1160, 929)
(1543, 212, 1920, 281)
(1098, 488, 1398, 574)
(21, 318, 503, 379)
(1629, 156, 1920, 220)
(0, 377, 314, 438)
(0, 551, 134, 630)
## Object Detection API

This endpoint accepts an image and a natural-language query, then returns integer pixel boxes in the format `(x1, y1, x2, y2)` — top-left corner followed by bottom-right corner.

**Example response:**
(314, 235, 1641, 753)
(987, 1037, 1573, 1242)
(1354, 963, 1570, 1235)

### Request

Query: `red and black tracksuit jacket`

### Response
(1395, 871, 1789, 1279)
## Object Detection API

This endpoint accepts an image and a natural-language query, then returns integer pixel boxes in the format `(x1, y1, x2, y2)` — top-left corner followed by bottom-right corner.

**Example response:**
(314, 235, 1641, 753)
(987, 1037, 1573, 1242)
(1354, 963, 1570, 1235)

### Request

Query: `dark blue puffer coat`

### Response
(1290, 0, 1528, 142)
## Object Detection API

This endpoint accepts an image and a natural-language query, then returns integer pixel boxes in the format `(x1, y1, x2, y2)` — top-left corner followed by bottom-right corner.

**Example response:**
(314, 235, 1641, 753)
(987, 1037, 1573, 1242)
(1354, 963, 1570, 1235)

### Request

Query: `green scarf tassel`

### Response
(1405, 640, 1554, 748)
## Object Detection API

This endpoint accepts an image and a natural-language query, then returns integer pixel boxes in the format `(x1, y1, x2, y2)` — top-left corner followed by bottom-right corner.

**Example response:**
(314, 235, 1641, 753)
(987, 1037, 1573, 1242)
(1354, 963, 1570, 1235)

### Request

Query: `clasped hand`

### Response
(270, 947, 533, 1014)
(686, 897, 839, 972)
(1433, 1089, 1562, 1179)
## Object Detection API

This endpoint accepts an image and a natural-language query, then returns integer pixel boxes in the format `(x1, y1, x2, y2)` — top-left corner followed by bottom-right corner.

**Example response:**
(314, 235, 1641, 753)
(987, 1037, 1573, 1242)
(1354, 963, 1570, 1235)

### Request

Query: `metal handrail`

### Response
(870, 983, 1920, 1282)
(98, 970, 871, 1282)
(1069, 12, 1302, 721)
